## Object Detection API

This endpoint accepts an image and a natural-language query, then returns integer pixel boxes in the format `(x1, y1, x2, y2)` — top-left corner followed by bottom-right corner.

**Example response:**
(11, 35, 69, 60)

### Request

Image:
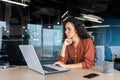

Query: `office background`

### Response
(0, 0, 120, 69)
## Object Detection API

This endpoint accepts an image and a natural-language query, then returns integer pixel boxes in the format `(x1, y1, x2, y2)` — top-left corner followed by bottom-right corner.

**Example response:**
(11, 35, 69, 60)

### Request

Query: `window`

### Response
(27, 24, 42, 59)
(0, 21, 6, 49)
(28, 24, 63, 60)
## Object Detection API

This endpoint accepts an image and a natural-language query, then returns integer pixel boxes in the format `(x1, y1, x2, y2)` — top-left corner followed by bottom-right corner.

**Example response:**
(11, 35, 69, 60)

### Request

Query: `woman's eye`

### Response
(67, 28, 71, 31)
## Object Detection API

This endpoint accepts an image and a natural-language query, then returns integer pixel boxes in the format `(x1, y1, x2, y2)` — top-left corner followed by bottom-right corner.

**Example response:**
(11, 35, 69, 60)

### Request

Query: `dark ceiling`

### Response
(30, 0, 120, 16)
(30, 0, 109, 15)
(29, 0, 120, 23)
(1, 0, 120, 25)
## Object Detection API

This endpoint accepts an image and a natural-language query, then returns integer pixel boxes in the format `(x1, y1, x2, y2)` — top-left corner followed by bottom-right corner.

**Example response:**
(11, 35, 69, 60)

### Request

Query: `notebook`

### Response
(19, 45, 70, 75)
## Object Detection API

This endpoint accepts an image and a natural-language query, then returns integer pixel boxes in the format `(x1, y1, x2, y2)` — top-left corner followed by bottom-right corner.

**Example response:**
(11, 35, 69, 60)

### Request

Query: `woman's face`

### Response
(65, 22, 77, 39)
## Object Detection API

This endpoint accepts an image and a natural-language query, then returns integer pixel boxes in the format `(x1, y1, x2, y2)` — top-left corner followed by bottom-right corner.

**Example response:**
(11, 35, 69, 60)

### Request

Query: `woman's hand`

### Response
(59, 38, 73, 58)
(53, 61, 67, 68)
(53, 61, 82, 69)
(63, 38, 73, 46)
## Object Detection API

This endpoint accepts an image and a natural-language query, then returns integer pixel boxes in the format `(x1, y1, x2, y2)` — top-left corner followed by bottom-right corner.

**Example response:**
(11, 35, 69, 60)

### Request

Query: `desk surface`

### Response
(0, 66, 120, 80)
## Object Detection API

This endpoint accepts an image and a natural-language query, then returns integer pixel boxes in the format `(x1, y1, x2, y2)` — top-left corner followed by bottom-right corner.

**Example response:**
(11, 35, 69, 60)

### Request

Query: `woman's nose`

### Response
(65, 30, 67, 34)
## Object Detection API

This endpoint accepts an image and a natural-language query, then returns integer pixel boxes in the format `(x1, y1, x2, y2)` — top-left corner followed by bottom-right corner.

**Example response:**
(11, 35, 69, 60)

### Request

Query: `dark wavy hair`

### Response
(63, 17, 91, 39)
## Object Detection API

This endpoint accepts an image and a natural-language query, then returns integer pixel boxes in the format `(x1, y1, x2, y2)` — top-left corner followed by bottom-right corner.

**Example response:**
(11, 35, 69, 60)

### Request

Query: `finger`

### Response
(52, 61, 59, 66)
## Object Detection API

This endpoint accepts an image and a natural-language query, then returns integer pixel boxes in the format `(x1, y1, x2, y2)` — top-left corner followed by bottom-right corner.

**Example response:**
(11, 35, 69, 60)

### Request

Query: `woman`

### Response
(53, 18, 95, 69)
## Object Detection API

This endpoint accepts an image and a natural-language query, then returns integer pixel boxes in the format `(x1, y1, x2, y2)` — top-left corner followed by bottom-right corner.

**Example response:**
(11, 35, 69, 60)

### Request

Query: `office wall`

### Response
(105, 27, 120, 60)
(93, 18, 120, 60)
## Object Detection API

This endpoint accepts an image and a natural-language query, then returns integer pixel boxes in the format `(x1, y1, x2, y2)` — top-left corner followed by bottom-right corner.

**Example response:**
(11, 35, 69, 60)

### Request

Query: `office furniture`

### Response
(2, 40, 26, 65)
(0, 50, 8, 65)
(109, 46, 120, 71)
(109, 46, 120, 58)
(0, 66, 120, 80)
(95, 46, 105, 66)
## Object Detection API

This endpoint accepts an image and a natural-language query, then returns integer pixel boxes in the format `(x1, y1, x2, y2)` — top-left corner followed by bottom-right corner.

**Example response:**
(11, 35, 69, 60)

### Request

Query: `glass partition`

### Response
(27, 24, 63, 61)
(27, 24, 42, 59)
(0, 21, 6, 49)
(53, 25, 63, 60)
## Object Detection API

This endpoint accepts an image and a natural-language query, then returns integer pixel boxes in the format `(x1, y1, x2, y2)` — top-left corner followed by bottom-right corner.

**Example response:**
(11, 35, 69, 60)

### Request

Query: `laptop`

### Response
(19, 45, 70, 75)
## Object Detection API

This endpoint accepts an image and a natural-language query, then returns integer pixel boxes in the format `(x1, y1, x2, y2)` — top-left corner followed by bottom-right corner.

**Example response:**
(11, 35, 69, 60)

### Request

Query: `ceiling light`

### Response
(57, 22, 60, 24)
(6, 30, 9, 33)
(81, 14, 104, 23)
(48, 16, 51, 28)
(4, 28, 7, 31)
(82, 14, 103, 20)
(87, 18, 102, 23)
(1, 0, 28, 7)
(75, 17, 85, 21)
(57, 11, 60, 25)
(75, 16, 102, 23)
(85, 25, 110, 28)
(62, 16, 68, 22)
(61, 10, 68, 18)
(48, 25, 51, 28)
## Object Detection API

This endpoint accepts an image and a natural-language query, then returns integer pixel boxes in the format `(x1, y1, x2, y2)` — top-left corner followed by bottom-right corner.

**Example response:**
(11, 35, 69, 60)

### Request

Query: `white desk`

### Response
(0, 66, 120, 80)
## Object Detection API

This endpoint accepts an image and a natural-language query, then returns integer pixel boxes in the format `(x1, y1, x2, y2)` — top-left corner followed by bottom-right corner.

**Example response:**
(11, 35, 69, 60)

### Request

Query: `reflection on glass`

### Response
(28, 24, 63, 60)
(43, 29, 53, 59)
(27, 24, 42, 59)
(0, 21, 6, 49)
(53, 25, 63, 59)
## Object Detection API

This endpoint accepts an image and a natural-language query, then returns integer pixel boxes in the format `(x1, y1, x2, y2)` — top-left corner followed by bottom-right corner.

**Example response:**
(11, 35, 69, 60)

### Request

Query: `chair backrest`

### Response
(95, 45, 105, 66)
(109, 46, 120, 58)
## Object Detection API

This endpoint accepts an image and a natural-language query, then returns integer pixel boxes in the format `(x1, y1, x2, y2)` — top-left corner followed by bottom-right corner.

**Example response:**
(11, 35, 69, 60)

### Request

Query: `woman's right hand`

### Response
(60, 38, 73, 58)
(63, 38, 73, 46)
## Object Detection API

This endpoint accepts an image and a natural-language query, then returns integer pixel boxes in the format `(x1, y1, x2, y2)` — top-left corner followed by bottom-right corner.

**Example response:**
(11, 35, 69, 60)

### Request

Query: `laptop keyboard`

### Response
(42, 66, 58, 71)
